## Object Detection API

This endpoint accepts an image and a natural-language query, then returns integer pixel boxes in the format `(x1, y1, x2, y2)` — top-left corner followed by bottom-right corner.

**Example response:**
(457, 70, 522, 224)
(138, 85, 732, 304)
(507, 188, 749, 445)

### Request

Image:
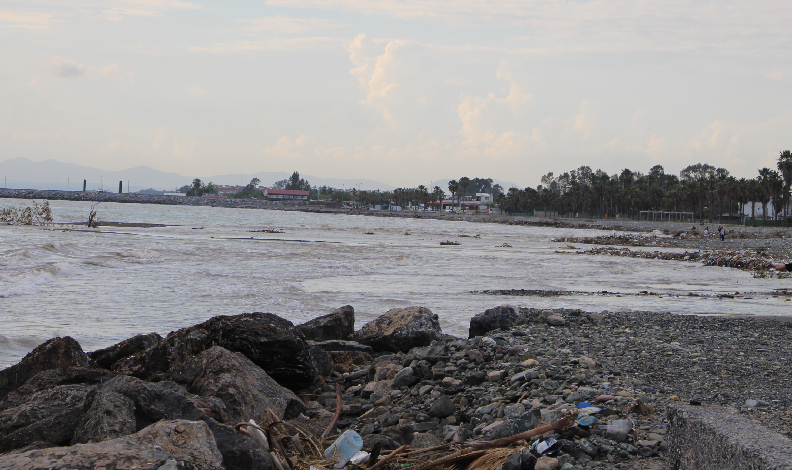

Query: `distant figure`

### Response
(703, 228, 709, 240)
(719, 227, 726, 241)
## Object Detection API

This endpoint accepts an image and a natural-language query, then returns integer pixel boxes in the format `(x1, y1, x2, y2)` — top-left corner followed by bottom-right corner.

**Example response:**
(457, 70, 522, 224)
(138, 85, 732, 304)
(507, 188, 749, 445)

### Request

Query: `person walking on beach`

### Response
(703, 227, 709, 240)
(719, 227, 725, 241)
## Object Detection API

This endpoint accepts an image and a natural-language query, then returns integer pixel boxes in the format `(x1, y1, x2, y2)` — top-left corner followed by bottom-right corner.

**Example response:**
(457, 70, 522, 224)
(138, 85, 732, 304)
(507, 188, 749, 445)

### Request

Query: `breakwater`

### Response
(0, 188, 297, 209)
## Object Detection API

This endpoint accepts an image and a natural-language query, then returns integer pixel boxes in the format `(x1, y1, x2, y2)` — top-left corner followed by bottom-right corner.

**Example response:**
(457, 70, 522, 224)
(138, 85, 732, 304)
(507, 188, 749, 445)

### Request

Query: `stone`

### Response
(297, 305, 355, 341)
(535, 456, 559, 470)
(428, 396, 455, 418)
(410, 432, 446, 449)
(88, 333, 162, 369)
(468, 305, 518, 338)
(311, 340, 373, 354)
(0, 337, 90, 401)
(393, 367, 419, 388)
(326, 350, 374, 373)
(504, 403, 525, 419)
(71, 389, 136, 444)
(488, 370, 505, 382)
(353, 306, 443, 353)
(546, 315, 567, 326)
(166, 346, 306, 423)
(578, 438, 598, 457)
(127, 419, 224, 470)
(0, 384, 91, 452)
(112, 312, 320, 391)
(502, 450, 523, 470)
(745, 399, 771, 408)
(362, 379, 394, 399)
(578, 356, 596, 368)
(0, 367, 114, 412)
(0, 438, 198, 469)
(589, 312, 605, 321)
(98, 376, 274, 470)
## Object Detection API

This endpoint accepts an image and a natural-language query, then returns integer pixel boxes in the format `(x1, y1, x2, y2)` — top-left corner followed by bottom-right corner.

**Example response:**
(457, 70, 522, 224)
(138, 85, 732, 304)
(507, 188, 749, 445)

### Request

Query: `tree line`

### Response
(496, 150, 792, 222)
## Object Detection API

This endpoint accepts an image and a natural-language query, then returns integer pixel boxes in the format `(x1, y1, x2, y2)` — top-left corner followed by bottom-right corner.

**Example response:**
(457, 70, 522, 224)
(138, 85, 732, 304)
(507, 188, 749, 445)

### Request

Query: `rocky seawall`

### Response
(1, 305, 791, 469)
(0, 188, 299, 209)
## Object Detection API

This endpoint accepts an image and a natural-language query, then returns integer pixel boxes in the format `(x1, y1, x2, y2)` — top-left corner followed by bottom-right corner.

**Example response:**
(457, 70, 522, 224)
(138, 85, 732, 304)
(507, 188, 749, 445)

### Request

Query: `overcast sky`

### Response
(1, 0, 790, 188)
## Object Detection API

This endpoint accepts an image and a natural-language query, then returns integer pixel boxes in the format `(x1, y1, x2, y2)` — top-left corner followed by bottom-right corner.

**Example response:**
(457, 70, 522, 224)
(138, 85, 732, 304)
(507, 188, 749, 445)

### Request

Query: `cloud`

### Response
(100, 0, 199, 21)
(189, 87, 206, 97)
(0, 10, 57, 29)
(189, 37, 345, 53)
(567, 101, 597, 139)
(173, 138, 195, 157)
(152, 125, 168, 150)
(238, 16, 348, 34)
(45, 57, 86, 78)
(43, 57, 134, 80)
(347, 33, 406, 121)
(262, 135, 316, 159)
(102, 140, 123, 152)
(267, 0, 792, 55)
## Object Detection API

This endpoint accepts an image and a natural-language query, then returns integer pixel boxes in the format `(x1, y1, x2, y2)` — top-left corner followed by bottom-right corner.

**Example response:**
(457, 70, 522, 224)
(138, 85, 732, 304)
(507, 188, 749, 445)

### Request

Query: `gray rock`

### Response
(127, 419, 224, 470)
(468, 305, 518, 338)
(393, 367, 419, 388)
(71, 389, 136, 444)
(297, 305, 355, 341)
(546, 315, 567, 326)
(0, 337, 90, 401)
(428, 396, 455, 418)
(578, 438, 598, 457)
(354, 306, 443, 353)
(88, 333, 162, 369)
(112, 312, 320, 391)
(0, 438, 197, 469)
(410, 432, 446, 449)
(167, 346, 306, 423)
(0, 384, 91, 452)
(311, 340, 373, 353)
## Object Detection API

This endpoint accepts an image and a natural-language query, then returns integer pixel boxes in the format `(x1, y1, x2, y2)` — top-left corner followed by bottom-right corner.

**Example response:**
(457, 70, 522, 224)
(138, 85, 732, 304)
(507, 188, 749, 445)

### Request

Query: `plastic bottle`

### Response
(324, 430, 364, 468)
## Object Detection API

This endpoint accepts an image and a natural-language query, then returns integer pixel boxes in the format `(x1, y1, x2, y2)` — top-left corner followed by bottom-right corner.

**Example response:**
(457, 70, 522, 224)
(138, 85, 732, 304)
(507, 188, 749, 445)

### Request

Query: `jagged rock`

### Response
(354, 307, 442, 353)
(0, 385, 92, 452)
(99, 376, 274, 470)
(311, 345, 333, 379)
(167, 346, 306, 424)
(326, 350, 374, 373)
(127, 419, 224, 470)
(410, 432, 446, 449)
(468, 305, 518, 338)
(0, 367, 115, 412)
(88, 333, 162, 369)
(0, 337, 90, 401)
(297, 305, 354, 341)
(0, 438, 197, 469)
(71, 389, 136, 444)
(112, 313, 319, 391)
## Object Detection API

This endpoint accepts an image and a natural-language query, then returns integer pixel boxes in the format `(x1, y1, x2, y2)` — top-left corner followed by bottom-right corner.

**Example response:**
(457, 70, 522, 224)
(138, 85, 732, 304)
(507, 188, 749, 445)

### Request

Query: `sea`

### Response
(1, 198, 790, 368)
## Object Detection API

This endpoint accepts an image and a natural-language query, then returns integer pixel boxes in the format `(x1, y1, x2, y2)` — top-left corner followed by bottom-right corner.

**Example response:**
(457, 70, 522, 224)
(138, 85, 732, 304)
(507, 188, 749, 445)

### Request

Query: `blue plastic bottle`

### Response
(324, 429, 364, 468)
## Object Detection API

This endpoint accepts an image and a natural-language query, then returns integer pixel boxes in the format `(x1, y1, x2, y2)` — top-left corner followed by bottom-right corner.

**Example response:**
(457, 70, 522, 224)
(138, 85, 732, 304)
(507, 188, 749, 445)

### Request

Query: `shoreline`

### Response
(2, 305, 792, 469)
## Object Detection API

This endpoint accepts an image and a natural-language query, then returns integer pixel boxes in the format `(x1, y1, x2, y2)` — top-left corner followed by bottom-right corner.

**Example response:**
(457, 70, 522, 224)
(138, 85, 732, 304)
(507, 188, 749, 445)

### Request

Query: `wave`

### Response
(0, 262, 78, 298)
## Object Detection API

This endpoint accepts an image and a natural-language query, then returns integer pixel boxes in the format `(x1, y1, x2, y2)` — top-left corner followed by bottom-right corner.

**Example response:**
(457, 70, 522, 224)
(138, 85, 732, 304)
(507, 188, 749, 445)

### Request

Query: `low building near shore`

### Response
(263, 189, 309, 201)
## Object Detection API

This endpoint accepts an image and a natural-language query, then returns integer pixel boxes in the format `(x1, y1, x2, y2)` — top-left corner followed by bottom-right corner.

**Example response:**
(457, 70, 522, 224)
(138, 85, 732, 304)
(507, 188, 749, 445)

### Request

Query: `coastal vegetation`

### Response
(496, 150, 792, 223)
(179, 179, 218, 197)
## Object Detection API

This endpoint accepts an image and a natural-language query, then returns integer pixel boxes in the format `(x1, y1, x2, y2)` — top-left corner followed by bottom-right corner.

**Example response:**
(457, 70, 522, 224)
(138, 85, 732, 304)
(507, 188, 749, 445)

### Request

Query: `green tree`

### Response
(777, 150, 792, 217)
(447, 180, 460, 210)
(285, 171, 311, 191)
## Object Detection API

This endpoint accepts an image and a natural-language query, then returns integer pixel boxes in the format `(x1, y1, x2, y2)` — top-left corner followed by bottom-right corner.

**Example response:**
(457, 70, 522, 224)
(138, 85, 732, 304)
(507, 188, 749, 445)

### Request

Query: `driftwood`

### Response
(321, 384, 343, 442)
(367, 444, 408, 470)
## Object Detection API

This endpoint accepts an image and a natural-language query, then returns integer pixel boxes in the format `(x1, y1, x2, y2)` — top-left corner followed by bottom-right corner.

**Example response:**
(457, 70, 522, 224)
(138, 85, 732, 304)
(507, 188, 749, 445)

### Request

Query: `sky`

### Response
(1, 0, 791, 188)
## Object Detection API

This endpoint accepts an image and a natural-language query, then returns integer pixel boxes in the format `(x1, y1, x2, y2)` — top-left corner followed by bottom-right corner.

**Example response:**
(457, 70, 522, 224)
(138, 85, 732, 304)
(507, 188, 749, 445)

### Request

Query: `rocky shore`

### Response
(2, 305, 791, 470)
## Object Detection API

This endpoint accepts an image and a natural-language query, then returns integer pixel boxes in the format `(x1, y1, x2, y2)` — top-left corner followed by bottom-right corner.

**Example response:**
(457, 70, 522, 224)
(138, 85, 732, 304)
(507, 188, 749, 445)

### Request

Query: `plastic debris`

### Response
(350, 450, 370, 465)
(324, 429, 364, 468)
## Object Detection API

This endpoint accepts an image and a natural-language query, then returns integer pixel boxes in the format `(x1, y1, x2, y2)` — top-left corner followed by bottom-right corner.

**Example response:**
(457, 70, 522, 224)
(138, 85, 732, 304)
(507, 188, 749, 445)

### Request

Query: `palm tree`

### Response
(777, 150, 792, 217)
(458, 177, 470, 210)
(448, 180, 460, 210)
(432, 186, 445, 210)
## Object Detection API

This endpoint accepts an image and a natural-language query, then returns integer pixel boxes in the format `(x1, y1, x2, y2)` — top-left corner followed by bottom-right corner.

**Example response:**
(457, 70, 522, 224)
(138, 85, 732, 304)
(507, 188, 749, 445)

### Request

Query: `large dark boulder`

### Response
(0, 438, 198, 469)
(468, 305, 519, 338)
(88, 333, 162, 369)
(100, 376, 274, 470)
(297, 305, 355, 341)
(0, 337, 90, 401)
(167, 346, 306, 424)
(353, 307, 443, 353)
(71, 389, 136, 444)
(0, 384, 92, 452)
(0, 367, 115, 412)
(112, 313, 319, 391)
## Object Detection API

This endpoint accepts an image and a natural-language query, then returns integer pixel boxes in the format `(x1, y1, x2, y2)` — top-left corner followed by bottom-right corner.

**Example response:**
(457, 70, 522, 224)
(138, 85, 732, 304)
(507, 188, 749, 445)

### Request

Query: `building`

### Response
(263, 188, 309, 201)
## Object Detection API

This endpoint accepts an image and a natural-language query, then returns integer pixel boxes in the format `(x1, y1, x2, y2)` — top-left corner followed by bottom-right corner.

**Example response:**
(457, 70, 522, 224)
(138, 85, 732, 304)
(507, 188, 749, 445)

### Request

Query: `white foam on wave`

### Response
(0, 261, 79, 298)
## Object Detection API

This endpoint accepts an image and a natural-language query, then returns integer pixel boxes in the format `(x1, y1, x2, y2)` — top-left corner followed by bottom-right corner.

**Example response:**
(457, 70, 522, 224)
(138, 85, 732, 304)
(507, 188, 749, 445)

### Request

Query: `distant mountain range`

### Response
(0, 158, 519, 193)
(0, 158, 397, 192)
